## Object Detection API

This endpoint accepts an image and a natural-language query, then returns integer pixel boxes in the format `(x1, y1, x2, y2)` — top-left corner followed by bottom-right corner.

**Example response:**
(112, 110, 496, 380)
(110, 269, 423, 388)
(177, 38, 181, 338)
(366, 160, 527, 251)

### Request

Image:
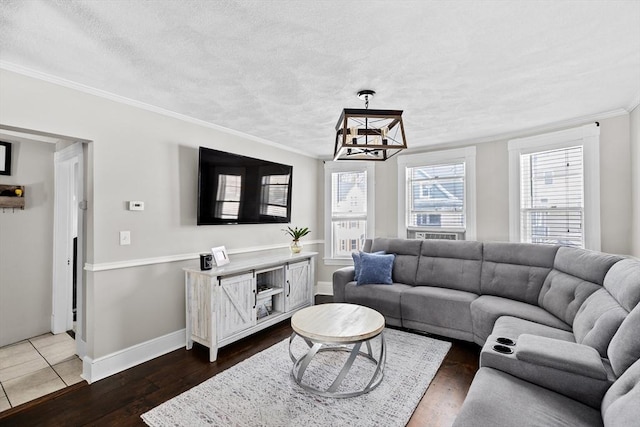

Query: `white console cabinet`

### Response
(185, 251, 316, 361)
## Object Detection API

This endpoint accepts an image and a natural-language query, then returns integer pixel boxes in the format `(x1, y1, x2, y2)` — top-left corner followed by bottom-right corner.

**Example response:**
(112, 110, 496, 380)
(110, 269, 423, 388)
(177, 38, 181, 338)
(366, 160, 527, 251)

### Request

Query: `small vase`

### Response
(290, 240, 303, 254)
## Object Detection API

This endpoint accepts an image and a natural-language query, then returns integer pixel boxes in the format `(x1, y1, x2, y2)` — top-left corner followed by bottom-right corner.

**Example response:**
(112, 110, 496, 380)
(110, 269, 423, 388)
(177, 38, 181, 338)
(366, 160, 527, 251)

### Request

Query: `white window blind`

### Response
(330, 170, 367, 258)
(519, 146, 584, 247)
(407, 162, 465, 229)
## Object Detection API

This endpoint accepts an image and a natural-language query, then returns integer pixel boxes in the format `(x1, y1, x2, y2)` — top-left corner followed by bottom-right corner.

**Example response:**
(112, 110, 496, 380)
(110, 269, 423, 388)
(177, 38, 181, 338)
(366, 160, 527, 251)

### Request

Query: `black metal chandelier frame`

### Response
(333, 90, 408, 161)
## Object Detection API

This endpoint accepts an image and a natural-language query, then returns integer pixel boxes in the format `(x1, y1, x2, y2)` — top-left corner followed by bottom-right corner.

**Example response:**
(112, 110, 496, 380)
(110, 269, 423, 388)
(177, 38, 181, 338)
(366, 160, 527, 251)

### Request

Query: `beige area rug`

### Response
(142, 328, 451, 427)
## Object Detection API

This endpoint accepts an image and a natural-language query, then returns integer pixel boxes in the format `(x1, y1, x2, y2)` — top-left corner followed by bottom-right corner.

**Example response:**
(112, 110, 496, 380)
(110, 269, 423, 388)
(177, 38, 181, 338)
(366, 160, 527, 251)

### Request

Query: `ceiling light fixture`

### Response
(333, 90, 408, 161)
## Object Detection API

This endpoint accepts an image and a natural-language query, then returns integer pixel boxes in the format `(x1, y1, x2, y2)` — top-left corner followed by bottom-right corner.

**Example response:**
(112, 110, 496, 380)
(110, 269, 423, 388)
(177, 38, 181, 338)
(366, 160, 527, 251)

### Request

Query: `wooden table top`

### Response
(291, 303, 385, 343)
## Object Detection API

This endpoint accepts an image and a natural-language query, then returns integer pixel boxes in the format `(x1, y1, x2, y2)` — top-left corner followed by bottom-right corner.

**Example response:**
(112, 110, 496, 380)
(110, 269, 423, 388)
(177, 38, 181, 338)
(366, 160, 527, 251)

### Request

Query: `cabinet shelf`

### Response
(257, 287, 284, 298)
(257, 310, 284, 323)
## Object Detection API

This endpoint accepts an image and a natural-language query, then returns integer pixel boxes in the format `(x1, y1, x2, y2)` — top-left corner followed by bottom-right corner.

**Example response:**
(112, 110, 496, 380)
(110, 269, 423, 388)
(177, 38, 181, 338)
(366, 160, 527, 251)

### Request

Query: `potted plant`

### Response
(283, 226, 310, 253)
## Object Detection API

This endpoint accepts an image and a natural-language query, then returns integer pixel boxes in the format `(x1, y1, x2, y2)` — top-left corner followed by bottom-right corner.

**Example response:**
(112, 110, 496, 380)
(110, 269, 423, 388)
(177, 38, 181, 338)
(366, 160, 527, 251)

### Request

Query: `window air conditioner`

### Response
(415, 232, 459, 240)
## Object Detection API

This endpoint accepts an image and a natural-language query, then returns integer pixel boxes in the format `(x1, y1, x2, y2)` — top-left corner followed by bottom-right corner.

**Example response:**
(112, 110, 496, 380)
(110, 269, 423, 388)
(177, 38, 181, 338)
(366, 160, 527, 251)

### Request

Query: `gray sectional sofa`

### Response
(332, 238, 640, 427)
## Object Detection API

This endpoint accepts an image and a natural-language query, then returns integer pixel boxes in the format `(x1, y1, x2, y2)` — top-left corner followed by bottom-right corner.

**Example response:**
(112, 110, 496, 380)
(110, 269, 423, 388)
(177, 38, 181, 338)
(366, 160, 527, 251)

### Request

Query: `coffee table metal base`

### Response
(288, 332, 386, 398)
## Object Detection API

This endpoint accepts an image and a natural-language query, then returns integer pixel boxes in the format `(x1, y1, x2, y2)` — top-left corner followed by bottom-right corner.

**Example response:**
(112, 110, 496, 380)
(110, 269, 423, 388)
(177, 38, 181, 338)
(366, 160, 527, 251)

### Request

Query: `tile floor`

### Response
(0, 332, 84, 412)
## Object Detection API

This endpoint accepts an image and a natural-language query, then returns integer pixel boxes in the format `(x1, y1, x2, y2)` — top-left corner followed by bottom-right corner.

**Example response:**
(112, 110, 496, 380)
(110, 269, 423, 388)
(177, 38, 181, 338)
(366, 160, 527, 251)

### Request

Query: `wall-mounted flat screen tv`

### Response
(197, 147, 293, 225)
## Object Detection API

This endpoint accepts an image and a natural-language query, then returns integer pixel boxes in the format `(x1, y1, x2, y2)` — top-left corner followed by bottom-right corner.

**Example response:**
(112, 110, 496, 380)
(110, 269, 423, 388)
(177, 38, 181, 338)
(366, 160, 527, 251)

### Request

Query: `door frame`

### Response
(52, 142, 86, 357)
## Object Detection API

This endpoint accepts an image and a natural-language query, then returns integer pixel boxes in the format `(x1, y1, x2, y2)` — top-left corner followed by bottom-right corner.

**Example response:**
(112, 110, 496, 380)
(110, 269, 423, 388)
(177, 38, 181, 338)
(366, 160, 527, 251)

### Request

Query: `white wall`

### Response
(317, 112, 636, 284)
(0, 138, 55, 346)
(631, 105, 640, 257)
(599, 114, 632, 254)
(0, 69, 320, 359)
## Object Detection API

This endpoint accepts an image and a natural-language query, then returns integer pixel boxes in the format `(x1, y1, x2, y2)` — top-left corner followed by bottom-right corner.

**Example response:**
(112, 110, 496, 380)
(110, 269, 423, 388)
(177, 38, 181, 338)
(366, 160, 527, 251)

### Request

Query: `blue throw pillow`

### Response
(352, 251, 385, 281)
(357, 252, 395, 285)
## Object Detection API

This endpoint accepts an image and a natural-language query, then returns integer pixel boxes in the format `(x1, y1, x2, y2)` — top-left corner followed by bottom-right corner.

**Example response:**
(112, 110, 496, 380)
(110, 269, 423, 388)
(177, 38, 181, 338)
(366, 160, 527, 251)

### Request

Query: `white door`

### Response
(217, 273, 257, 340)
(52, 143, 85, 356)
(285, 261, 311, 312)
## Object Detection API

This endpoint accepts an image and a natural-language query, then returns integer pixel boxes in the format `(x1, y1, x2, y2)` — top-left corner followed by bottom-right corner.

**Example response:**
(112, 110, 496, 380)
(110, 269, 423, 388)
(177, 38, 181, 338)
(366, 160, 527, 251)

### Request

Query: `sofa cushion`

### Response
(343, 282, 412, 327)
(400, 286, 478, 336)
(554, 246, 622, 285)
(357, 252, 395, 285)
(415, 240, 483, 294)
(492, 316, 575, 343)
(481, 242, 558, 305)
(470, 295, 570, 344)
(538, 270, 601, 325)
(537, 247, 621, 326)
(603, 258, 640, 312)
(602, 358, 640, 427)
(608, 303, 640, 377)
(369, 238, 422, 285)
(452, 367, 603, 427)
(572, 289, 628, 357)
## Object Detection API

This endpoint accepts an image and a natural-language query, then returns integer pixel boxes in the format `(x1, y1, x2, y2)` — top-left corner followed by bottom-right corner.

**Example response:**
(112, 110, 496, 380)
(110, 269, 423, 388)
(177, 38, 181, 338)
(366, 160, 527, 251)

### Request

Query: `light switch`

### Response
(128, 201, 144, 211)
(120, 231, 131, 246)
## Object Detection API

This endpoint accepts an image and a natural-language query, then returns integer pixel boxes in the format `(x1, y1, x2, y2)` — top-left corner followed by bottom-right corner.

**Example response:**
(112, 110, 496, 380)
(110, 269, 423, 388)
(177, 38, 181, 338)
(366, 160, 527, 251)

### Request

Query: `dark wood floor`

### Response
(0, 301, 479, 427)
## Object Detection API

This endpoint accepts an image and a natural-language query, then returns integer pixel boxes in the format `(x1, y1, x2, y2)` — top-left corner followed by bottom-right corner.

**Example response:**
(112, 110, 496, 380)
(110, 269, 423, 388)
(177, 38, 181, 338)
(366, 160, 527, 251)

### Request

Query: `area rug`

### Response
(141, 328, 451, 427)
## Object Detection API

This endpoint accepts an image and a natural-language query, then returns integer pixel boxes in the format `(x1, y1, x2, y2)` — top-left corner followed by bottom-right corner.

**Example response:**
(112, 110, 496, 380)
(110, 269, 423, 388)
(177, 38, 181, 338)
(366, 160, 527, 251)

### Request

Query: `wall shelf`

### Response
(0, 185, 25, 210)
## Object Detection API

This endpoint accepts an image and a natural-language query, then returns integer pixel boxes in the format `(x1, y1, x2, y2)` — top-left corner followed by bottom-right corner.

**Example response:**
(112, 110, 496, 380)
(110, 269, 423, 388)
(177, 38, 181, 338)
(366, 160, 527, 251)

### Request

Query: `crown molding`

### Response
(0, 61, 315, 159)
(405, 108, 630, 154)
(628, 91, 640, 112)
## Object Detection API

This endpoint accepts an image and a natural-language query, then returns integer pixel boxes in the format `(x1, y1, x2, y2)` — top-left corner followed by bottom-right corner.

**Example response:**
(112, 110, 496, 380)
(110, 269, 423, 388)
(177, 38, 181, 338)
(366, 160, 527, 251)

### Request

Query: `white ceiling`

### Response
(1, 0, 639, 158)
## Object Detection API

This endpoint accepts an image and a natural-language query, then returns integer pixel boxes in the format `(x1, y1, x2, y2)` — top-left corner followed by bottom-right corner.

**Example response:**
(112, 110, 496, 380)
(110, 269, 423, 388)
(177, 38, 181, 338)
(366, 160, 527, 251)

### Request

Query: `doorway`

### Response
(52, 142, 86, 357)
(0, 125, 89, 358)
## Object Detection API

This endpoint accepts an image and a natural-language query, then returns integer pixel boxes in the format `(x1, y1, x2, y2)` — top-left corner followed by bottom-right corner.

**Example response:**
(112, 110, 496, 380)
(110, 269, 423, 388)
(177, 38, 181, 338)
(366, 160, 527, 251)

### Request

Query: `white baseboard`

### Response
(82, 329, 186, 383)
(316, 281, 333, 295)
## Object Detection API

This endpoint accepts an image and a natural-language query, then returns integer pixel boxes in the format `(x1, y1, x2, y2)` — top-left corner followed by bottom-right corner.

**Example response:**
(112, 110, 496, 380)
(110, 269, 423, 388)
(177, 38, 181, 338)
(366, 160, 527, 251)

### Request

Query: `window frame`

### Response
(397, 147, 476, 240)
(324, 161, 375, 265)
(508, 123, 600, 250)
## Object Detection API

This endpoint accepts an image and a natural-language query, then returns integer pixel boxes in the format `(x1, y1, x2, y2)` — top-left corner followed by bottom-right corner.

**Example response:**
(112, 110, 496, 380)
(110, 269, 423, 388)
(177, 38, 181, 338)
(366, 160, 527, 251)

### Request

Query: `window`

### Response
(509, 124, 600, 250)
(324, 162, 375, 263)
(397, 147, 476, 240)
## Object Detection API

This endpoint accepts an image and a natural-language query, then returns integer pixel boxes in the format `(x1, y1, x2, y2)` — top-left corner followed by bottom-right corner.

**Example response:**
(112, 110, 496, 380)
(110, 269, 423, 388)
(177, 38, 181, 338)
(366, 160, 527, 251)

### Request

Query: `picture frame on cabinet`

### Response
(211, 246, 230, 266)
(0, 141, 11, 176)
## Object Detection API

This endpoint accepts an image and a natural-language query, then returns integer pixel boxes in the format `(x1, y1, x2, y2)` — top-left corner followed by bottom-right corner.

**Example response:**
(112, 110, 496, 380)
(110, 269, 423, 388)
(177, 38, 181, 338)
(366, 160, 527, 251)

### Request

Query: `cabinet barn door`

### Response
(286, 261, 311, 312)
(217, 273, 256, 340)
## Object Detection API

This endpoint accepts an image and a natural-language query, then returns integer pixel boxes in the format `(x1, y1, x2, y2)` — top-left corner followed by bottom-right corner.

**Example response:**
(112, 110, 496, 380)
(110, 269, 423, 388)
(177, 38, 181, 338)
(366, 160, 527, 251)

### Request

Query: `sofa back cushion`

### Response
(603, 258, 640, 312)
(539, 247, 621, 325)
(606, 259, 640, 377)
(573, 289, 628, 357)
(608, 304, 640, 377)
(602, 358, 640, 426)
(369, 238, 422, 286)
(415, 240, 483, 293)
(480, 242, 558, 304)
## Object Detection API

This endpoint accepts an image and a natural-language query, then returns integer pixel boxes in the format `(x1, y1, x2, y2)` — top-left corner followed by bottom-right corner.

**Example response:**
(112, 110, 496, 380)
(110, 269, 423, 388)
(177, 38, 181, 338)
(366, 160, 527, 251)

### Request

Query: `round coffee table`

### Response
(289, 303, 386, 398)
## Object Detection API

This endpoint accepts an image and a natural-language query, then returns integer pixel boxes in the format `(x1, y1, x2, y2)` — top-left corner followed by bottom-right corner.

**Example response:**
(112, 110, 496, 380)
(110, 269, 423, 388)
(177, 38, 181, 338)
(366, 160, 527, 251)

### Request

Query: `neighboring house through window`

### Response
(324, 162, 375, 263)
(508, 123, 600, 250)
(397, 147, 476, 240)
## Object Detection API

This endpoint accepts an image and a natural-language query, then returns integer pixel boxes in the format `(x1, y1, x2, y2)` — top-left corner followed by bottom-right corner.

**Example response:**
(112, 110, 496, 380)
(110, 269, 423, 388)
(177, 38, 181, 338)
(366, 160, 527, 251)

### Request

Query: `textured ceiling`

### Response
(1, 0, 639, 158)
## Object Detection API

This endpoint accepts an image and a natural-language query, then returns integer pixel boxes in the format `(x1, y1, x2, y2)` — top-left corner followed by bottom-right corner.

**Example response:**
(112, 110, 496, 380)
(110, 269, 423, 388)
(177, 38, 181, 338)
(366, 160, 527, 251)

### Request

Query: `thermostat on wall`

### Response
(128, 201, 144, 211)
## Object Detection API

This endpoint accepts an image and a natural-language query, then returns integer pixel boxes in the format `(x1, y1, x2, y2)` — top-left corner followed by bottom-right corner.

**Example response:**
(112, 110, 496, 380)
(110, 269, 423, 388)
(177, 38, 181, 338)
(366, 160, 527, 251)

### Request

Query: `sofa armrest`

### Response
(332, 267, 355, 302)
(480, 334, 614, 408)
(515, 334, 608, 380)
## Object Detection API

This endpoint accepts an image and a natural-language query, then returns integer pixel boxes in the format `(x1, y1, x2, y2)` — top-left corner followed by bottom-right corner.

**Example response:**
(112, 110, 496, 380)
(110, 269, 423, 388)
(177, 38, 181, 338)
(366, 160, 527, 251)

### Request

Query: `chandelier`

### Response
(333, 90, 408, 161)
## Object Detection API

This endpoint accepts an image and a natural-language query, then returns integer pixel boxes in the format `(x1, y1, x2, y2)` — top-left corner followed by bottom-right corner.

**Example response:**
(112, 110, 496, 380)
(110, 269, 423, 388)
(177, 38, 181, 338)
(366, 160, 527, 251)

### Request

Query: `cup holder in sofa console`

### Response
(493, 344, 514, 354)
(496, 337, 516, 346)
